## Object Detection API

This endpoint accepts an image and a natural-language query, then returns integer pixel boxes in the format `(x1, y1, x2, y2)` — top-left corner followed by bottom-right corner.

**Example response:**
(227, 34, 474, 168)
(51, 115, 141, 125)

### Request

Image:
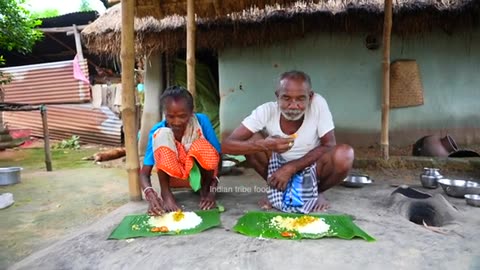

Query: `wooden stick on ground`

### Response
(83, 148, 126, 162)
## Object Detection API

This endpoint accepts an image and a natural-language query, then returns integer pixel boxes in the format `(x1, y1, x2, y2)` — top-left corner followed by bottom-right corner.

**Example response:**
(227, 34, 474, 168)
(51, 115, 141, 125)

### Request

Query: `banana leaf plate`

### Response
(108, 209, 221, 240)
(233, 211, 375, 242)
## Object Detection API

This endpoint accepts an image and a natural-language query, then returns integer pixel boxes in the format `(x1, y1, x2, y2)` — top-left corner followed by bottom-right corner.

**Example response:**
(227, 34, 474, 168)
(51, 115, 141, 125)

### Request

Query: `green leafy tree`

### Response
(31, 8, 60, 19)
(0, 0, 43, 88)
(79, 0, 93, 12)
(0, 0, 42, 128)
(0, 0, 42, 57)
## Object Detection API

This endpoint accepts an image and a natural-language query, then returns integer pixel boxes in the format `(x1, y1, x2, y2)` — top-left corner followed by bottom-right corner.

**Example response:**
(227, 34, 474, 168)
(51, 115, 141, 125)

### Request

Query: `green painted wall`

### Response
(218, 29, 480, 146)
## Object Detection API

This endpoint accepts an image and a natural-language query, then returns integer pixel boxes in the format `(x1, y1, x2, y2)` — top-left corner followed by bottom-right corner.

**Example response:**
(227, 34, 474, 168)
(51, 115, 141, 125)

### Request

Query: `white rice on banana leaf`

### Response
(148, 211, 202, 231)
(270, 215, 330, 235)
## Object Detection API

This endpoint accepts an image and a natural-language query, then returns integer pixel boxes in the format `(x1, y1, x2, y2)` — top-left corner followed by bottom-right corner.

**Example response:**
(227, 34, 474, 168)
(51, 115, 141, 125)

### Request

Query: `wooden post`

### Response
(381, 0, 393, 160)
(40, 105, 52, 171)
(186, 0, 196, 97)
(72, 24, 84, 61)
(121, 0, 142, 201)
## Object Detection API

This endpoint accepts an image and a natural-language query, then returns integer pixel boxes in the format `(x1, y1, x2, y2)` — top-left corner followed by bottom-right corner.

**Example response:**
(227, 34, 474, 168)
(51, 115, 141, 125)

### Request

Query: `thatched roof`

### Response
(82, 0, 480, 56)
(132, 0, 309, 18)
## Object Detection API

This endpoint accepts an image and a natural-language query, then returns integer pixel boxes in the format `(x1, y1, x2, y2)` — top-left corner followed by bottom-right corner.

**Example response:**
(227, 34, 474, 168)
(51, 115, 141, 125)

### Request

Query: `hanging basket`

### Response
(390, 60, 424, 108)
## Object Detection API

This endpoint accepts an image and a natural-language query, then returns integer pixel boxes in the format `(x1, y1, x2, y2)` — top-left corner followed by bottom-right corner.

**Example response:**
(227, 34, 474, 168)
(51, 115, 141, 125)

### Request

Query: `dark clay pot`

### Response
(440, 135, 458, 153)
(413, 135, 458, 157)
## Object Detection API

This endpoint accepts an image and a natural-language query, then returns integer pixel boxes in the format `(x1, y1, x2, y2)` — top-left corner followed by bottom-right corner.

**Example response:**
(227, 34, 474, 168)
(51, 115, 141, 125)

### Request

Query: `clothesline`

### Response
(0, 102, 52, 171)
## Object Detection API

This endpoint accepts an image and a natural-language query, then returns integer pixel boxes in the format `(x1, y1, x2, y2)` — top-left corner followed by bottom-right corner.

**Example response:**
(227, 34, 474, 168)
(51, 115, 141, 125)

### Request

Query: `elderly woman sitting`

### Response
(140, 86, 221, 215)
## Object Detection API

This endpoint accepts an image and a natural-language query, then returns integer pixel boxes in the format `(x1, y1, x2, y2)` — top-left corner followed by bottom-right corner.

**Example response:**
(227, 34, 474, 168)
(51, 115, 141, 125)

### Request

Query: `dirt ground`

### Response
(0, 146, 130, 269)
(7, 167, 480, 270)
(1, 144, 479, 269)
(0, 167, 129, 269)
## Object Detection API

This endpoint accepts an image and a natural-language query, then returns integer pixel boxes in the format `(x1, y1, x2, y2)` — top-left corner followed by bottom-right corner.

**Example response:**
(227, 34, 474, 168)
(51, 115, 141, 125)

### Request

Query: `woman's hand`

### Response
(145, 190, 165, 216)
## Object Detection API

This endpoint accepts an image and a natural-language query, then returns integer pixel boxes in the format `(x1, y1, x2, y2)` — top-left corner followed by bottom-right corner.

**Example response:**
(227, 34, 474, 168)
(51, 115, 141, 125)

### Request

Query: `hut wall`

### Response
(218, 29, 480, 147)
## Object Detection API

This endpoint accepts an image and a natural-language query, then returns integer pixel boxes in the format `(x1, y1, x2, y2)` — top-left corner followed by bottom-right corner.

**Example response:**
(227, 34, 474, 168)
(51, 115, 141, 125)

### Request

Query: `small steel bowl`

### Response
(220, 160, 236, 174)
(464, 194, 480, 207)
(420, 175, 439, 189)
(437, 179, 480, 198)
(342, 174, 374, 188)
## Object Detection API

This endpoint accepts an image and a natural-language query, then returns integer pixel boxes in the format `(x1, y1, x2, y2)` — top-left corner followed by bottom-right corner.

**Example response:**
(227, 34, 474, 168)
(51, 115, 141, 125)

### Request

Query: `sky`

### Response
(24, 0, 106, 15)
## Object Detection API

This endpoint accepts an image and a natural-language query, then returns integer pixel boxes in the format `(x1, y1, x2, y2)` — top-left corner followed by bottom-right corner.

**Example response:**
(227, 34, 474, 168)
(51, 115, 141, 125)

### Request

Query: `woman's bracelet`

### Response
(143, 186, 157, 196)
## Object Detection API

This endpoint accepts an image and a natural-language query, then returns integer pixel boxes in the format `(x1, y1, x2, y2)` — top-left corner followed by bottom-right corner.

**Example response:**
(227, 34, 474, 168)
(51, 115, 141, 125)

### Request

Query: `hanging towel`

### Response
(73, 55, 90, 85)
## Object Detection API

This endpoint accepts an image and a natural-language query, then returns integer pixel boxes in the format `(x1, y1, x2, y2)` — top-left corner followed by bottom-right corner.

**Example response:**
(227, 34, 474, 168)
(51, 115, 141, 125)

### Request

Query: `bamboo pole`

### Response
(381, 0, 392, 160)
(40, 105, 52, 171)
(121, 0, 142, 201)
(39, 25, 87, 33)
(186, 0, 196, 97)
(72, 24, 84, 61)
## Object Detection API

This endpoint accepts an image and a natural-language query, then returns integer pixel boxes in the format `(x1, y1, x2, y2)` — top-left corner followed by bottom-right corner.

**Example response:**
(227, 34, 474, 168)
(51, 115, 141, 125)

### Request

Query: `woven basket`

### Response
(390, 60, 424, 108)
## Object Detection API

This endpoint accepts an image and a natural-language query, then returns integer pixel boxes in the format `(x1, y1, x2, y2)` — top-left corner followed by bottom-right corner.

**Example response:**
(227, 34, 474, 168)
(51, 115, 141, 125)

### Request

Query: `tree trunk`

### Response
(138, 52, 163, 155)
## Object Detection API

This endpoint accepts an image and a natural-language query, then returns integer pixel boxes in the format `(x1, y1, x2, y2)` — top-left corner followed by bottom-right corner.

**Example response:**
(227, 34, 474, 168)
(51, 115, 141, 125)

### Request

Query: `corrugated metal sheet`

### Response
(40, 11, 98, 27)
(3, 104, 122, 146)
(0, 60, 91, 104)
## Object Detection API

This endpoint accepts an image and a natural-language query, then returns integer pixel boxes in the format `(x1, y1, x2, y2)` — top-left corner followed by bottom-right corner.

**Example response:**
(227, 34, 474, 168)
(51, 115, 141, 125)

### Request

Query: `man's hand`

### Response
(268, 163, 297, 191)
(146, 191, 165, 216)
(263, 136, 294, 153)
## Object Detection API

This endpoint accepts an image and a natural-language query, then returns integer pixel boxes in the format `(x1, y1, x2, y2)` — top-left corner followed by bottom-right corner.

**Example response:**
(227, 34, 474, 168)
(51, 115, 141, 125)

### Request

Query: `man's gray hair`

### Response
(277, 70, 312, 91)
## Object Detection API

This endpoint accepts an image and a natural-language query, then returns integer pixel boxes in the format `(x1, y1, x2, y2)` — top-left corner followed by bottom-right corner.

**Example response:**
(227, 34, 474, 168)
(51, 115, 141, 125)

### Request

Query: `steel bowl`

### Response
(0, 167, 22, 186)
(464, 194, 480, 207)
(342, 174, 373, 188)
(437, 179, 480, 198)
(220, 160, 236, 175)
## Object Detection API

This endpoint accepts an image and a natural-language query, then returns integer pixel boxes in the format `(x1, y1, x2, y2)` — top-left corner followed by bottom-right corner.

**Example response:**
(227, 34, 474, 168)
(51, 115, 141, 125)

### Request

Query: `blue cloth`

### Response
(143, 113, 221, 166)
(283, 173, 304, 207)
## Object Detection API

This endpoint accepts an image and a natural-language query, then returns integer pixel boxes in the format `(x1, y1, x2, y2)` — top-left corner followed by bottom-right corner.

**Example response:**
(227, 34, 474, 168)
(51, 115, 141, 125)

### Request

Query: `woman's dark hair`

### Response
(160, 85, 194, 112)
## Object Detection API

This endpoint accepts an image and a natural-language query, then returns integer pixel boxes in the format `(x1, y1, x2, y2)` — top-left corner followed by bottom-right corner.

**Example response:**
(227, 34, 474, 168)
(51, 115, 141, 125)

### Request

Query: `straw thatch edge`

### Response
(134, 0, 307, 18)
(82, 0, 480, 56)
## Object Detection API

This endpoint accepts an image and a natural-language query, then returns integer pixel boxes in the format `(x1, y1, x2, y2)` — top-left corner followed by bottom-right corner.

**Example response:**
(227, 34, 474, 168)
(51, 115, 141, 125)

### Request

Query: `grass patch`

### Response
(0, 147, 100, 171)
(0, 163, 128, 269)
